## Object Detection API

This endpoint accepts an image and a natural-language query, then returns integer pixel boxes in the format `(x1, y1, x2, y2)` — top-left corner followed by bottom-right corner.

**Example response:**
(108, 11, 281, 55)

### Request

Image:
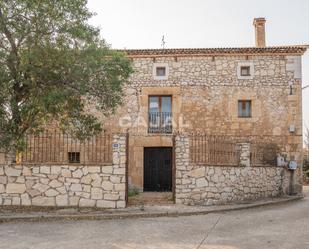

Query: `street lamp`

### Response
(303, 85, 309, 90)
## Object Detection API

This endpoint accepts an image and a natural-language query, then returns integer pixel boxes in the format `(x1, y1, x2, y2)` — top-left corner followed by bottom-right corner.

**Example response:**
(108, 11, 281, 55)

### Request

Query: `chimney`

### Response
(253, 18, 266, 47)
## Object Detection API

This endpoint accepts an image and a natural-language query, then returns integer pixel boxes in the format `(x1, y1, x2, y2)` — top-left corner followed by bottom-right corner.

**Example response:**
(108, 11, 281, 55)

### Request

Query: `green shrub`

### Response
(128, 186, 139, 197)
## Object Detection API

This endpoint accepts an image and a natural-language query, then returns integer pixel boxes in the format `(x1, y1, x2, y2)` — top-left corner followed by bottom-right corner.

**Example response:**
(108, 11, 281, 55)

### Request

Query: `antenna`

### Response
(161, 35, 166, 49)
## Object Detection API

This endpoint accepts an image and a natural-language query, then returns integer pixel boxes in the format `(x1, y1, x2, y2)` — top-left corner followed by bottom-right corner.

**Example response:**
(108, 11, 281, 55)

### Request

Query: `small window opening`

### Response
(156, 67, 166, 76)
(240, 66, 251, 76)
(68, 152, 80, 163)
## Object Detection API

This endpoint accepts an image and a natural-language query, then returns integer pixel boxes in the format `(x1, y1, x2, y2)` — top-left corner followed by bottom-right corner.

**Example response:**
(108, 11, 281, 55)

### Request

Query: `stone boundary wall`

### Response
(175, 135, 292, 205)
(0, 135, 126, 208)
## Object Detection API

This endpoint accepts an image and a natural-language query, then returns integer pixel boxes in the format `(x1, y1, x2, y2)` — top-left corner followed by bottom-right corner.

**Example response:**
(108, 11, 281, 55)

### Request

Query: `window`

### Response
(237, 62, 254, 79)
(156, 67, 166, 77)
(238, 100, 252, 118)
(68, 152, 80, 163)
(148, 96, 172, 133)
(153, 63, 169, 80)
(240, 66, 251, 76)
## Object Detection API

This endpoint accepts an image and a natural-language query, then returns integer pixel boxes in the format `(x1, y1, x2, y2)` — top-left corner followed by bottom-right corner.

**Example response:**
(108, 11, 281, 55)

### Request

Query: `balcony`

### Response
(148, 112, 172, 134)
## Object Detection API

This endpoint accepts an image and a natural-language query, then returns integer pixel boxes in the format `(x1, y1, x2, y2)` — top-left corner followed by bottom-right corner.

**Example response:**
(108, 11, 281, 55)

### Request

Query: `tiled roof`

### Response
(119, 46, 308, 57)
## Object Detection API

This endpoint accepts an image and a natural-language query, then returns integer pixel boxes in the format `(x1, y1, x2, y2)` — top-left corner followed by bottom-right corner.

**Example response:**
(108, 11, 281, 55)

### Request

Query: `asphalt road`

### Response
(0, 187, 308, 249)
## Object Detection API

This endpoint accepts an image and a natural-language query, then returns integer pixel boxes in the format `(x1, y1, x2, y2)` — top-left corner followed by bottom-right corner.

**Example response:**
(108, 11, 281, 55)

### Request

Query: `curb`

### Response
(0, 196, 303, 223)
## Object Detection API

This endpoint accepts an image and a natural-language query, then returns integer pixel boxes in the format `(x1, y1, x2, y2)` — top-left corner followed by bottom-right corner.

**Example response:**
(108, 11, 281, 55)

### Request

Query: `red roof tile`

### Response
(118, 46, 308, 57)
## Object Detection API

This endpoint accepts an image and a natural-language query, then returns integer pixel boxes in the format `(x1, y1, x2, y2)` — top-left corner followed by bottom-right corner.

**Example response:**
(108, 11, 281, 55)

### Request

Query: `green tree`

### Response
(0, 0, 132, 152)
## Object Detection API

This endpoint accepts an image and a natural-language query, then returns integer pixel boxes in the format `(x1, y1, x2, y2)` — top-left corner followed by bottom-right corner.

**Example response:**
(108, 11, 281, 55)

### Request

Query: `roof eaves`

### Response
(117, 46, 308, 57)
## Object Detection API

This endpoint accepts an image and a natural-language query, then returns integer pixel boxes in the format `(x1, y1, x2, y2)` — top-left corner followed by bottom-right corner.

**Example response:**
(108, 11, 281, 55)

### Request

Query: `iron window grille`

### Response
(68, 152, 80, 163)
(148, 96, 172, 133)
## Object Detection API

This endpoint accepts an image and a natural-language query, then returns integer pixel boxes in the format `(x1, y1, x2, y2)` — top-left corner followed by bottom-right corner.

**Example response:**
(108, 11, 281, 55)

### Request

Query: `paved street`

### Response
(0, 187, 308, 249)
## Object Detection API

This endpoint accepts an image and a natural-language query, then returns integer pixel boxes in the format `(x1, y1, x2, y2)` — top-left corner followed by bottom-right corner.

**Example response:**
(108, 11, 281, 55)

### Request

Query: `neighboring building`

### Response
(0, 18, 307, 208)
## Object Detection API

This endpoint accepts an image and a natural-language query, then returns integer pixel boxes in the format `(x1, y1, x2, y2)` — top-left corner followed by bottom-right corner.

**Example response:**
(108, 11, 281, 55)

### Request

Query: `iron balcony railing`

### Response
(148, 112, 172, 134)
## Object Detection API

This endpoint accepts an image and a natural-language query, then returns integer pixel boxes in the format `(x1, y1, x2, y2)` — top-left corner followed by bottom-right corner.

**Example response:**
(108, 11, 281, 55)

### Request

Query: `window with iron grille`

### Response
(68, 152, 80, 163)
(148, 95, 172, 133)
(238, 100, 252, 118)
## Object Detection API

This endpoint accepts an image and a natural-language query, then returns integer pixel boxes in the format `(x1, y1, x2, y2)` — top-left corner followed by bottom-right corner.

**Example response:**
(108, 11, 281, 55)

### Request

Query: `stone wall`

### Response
(175, 135, 292, 205)
(0, 135, 127, 208)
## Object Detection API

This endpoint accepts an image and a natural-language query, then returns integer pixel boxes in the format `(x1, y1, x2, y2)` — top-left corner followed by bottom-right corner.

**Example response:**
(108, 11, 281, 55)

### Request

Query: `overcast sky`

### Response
(87, 0, 309, 139)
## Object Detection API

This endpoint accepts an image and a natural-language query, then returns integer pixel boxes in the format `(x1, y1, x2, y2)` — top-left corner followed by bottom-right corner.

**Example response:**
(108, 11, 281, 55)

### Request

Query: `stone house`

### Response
(0, 18, 307, 208)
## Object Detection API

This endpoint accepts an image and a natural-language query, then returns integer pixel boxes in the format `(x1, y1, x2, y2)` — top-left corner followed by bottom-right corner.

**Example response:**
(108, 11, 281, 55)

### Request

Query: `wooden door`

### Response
(144, 147, 172, 192)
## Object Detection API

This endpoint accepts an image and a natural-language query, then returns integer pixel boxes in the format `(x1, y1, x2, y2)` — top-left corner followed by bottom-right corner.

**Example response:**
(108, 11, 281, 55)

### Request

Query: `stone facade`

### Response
(98, 51, 304, 191)
(175, 135, 292, 205)
(0, 135, 126, 208)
